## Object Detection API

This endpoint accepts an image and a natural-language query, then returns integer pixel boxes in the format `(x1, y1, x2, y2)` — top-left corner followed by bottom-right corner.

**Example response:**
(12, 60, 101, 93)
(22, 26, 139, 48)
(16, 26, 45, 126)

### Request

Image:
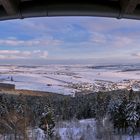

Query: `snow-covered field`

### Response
(0, 64, 140, 95)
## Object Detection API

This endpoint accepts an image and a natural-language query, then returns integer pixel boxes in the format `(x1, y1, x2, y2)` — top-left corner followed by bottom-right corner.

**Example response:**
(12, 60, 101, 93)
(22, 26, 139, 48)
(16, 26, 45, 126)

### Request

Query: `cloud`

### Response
(0, 37, 62, 47)
(0, 50, 48, 59)
(131, 52, 140, 57)
(89, 32, 107, 44)
(88, 31, 134, 48)
(109, 36, 133, 48)
(1, 17, 138, 48)
(1, 17, 140, 62)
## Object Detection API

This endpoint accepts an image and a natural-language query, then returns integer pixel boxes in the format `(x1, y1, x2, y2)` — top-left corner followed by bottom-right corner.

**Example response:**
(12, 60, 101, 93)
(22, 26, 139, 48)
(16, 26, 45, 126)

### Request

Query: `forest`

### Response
(0, 89, 140, 139)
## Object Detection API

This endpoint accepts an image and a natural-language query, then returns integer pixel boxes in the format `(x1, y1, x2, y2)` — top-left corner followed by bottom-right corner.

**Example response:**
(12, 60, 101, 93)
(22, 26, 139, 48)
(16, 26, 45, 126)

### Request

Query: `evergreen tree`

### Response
(39, 105, 55, 139)
(126, 101, 139, 135)
(108, 97, 127, 132)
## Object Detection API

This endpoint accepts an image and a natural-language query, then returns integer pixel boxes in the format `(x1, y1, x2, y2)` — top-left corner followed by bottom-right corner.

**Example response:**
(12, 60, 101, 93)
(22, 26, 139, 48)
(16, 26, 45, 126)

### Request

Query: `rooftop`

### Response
(0, 0, 140, 20)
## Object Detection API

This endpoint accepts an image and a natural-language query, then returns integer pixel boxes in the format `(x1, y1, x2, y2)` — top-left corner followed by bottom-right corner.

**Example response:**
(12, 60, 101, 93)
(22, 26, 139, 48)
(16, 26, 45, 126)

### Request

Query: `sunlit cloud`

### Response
(132, 52, 140, 57)
(0, 17, 140, 63)
(0, 50, 48, 59)
(0, 37, 62, 47)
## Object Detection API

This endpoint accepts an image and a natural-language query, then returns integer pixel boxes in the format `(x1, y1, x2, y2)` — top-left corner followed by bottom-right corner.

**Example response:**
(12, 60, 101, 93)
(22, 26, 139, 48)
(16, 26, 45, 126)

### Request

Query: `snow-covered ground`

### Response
(55, 119, 97, 140)
(0, 64, 140, 95)
(54, 119, 140, 140)
(0, 118, 140, 140)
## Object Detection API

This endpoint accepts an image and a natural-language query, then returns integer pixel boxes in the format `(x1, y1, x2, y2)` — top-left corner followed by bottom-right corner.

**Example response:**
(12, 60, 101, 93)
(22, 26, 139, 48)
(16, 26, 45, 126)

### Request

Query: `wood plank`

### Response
(120, 0, 139, 14)
(0, 0, 19, 15)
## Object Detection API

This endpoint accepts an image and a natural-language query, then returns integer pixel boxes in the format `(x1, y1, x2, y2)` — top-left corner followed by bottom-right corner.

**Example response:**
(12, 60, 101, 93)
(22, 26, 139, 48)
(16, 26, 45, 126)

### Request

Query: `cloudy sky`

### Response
(0, 17, 140, 65)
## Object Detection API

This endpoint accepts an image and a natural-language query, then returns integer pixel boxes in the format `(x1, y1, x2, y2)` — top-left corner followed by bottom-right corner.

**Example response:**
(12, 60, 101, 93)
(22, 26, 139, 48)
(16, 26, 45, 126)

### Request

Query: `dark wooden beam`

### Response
(120, 0, 139, 14)
(0, 0, 19, 15)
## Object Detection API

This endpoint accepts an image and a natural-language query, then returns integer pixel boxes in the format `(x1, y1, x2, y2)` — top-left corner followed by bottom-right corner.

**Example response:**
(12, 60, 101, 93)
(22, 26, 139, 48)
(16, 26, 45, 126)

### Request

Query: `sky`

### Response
(0, 16, 140, 65)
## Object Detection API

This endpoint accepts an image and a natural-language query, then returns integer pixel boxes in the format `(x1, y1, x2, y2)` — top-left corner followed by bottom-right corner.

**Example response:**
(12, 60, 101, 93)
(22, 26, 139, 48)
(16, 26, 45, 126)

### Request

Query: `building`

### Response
(0, 83, 15, 91)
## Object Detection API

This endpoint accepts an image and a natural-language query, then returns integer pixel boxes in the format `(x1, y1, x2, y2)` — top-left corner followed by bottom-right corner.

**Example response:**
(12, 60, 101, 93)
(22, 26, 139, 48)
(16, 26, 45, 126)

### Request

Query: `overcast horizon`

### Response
(0, 17, 140, 65)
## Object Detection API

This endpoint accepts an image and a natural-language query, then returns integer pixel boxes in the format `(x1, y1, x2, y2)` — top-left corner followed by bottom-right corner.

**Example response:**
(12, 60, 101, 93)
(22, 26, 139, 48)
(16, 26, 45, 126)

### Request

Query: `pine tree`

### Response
(108, 97, 127, 132)
(126, 101, 139, 135)
(39, 105, 55, 139)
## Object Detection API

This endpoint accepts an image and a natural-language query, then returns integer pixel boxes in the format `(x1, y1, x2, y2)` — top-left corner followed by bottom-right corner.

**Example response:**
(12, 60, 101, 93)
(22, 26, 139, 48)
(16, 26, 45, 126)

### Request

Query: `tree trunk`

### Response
(14, 129, 17, 140)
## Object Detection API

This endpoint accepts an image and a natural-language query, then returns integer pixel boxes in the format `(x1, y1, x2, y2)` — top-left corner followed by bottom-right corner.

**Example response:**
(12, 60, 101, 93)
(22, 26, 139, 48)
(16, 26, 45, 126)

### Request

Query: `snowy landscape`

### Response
(0, 64, 140, 140)
(0, 64, 140, 95)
